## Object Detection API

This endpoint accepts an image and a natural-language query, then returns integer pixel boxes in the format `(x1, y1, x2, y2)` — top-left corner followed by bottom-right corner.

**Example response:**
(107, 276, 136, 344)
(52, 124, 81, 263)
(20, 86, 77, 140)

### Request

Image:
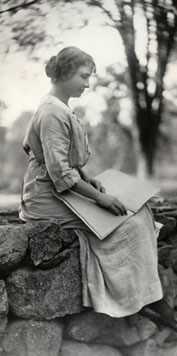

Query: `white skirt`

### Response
(76, 205, 163, 317)
(19, 191, 163, 318)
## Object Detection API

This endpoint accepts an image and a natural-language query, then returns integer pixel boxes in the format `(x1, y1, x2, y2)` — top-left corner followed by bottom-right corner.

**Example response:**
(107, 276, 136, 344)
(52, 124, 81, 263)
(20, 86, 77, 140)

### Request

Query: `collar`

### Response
(40, 95, 73, 115)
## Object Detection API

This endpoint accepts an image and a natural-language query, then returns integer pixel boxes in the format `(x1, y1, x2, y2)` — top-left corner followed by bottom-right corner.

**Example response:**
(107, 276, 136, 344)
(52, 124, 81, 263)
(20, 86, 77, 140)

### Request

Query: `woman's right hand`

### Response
(96, 193, 127, 216)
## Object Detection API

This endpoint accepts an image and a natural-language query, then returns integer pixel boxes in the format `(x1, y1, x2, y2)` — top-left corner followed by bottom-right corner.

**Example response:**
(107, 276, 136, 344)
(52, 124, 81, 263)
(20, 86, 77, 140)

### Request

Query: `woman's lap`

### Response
(19, 192, 163, 317)
(76, 205, 163, 317)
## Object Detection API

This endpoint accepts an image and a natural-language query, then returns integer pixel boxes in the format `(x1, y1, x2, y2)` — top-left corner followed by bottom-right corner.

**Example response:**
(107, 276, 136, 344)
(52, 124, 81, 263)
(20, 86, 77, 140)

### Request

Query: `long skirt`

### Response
(19, 190, 163, 318)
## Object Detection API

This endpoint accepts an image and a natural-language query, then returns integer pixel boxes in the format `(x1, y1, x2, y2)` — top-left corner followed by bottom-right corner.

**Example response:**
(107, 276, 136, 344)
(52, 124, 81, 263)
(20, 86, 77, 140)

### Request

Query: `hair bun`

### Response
(45, 56, 57, 78)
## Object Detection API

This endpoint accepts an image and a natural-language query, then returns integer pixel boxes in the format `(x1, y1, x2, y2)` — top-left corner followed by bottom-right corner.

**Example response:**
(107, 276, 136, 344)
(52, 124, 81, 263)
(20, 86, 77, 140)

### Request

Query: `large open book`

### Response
(53, 169, 159, 240)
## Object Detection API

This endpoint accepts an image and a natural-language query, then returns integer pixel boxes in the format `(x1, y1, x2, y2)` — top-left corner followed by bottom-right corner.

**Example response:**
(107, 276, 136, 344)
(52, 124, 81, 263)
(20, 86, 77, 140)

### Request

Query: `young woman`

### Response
(19, 46, 177, 331)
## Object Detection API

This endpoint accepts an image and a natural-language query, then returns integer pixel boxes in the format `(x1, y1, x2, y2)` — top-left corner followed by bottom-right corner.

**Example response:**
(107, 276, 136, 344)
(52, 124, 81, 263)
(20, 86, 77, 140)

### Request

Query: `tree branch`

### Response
(88, 0, 120, 28)
(0, 0, 41, 15)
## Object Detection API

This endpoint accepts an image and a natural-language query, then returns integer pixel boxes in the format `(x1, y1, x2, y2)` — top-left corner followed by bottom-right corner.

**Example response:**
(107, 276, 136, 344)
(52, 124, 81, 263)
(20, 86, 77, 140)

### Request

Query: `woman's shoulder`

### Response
(40, 95, 71, 117)
(32, 96, 73, 133)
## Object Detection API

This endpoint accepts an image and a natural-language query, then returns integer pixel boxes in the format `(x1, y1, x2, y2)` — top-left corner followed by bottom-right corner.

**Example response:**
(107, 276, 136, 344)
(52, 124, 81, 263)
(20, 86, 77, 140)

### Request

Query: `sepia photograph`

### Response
(0, 1, 177, 355)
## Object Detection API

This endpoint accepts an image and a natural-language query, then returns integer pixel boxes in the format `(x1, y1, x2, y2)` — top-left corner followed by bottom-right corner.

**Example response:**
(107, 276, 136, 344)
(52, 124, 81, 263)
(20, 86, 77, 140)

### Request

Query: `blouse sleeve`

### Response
(39, 110, 81, 193)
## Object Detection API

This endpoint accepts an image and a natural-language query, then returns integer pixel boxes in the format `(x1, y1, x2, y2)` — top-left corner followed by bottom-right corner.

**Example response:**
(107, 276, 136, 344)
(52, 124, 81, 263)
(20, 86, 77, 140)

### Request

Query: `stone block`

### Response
(0, 318, 63, 356)
(59, 340, 122, 356)
(0, 224, 30, 273)
(65, 310, 109, 342)
(152, 328, 171, 347)
(6, 249, 83, 319)
(158, 246, 177, 273)
(170, 248, 177, 273)
(0, 316, 8, 340)
(158, 245, 173, 268)
(158, 265, 177, 308)
(154, 215, 176, 241)
(161, 344, 177, 356)
(0, 280, 8, 316)
(29, 220, 79, 269)
(65, 310, 157, 347)
(122, 339, 177, 356)
(121, 339, 158, 356)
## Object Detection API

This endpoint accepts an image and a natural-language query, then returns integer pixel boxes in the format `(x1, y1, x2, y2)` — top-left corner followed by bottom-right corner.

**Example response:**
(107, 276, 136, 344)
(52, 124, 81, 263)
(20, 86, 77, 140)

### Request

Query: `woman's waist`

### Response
(23, 180, 54, 200)
(23, 163, 54, 201)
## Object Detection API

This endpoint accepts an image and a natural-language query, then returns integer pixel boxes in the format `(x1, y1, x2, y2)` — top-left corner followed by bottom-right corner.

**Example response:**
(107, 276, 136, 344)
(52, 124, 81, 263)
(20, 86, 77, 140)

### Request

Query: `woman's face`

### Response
(62, 65, 93, 98)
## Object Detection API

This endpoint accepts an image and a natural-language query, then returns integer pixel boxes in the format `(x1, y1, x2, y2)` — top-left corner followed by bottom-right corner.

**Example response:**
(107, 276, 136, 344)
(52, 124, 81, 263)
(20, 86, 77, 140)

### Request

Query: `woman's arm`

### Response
(39, 111, 126, 216)
(78, 167, 106, 193)
(40, 112, 81, 192)
(71, 179, 127, 216)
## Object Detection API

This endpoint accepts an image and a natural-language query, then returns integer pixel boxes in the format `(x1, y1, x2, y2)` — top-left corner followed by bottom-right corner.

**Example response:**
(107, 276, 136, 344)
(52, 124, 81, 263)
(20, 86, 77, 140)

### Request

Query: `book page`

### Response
(54, 189, 133, 239)
(53, 169, 159, 240)
(96, 169, 159, 212)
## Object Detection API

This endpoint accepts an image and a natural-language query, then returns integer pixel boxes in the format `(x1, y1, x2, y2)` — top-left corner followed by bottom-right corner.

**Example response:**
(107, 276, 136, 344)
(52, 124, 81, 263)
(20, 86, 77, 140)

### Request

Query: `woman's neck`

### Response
(49, 84, 69, 106)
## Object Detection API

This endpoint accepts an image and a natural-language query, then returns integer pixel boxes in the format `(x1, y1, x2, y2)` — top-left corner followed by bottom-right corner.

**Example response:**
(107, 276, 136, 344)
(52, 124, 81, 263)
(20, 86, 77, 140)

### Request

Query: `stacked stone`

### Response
(0, 200, 177, 356)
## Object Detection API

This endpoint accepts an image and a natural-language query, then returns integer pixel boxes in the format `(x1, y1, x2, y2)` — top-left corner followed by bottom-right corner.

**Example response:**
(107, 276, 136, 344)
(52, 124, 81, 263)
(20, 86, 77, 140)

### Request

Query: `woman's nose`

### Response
(84, 79, 90, 88)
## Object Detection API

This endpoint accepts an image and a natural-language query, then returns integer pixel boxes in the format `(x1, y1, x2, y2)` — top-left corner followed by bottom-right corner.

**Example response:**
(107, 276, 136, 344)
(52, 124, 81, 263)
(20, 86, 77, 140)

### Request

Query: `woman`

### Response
(19, 46, 177, 331)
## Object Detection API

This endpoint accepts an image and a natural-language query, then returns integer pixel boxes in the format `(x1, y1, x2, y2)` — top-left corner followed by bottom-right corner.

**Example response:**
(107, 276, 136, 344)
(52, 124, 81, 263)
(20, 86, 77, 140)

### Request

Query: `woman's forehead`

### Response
(77, 65, 93, 76)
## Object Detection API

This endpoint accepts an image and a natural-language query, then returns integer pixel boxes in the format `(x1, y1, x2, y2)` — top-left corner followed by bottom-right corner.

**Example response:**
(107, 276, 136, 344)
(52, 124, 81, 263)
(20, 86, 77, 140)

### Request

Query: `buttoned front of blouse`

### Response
(21, 95, 90, 202)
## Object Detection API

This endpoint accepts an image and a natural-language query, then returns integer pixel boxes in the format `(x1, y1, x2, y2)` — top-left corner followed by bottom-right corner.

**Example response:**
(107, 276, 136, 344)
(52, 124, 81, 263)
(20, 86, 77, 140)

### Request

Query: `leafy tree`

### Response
(75, 64, 138, 175)
(0, 0, 90, 54)
(4, 111, 32, 193)
(0, 0, 46, 54)
(1, 0, 177, 176)
(86, 0, 177, 175)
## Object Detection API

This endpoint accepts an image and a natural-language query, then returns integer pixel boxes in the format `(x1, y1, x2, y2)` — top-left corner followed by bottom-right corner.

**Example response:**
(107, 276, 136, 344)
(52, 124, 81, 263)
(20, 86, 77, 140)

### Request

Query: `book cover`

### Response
(53, 169, 159, 240)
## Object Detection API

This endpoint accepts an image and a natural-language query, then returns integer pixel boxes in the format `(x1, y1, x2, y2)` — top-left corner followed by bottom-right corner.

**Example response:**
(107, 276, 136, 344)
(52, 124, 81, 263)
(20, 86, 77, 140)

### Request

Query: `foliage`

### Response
(0, 0, 105, 56)
(85, 0, 177, 175)
(0, 0, 177, 177)
(1, 111, 32, 193)
(0, 0, 45, 54)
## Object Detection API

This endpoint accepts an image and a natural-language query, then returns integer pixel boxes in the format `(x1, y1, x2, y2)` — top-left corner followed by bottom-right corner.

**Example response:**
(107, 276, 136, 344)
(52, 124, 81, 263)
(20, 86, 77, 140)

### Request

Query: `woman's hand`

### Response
(96, 193, 127, 216)
(90, 178, 106, 193)
(78, 168, 105, 193)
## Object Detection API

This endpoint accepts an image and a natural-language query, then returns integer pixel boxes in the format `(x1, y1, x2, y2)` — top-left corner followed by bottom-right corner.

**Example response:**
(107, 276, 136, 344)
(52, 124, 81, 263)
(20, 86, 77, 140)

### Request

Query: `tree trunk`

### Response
(137, 108, 161, 176)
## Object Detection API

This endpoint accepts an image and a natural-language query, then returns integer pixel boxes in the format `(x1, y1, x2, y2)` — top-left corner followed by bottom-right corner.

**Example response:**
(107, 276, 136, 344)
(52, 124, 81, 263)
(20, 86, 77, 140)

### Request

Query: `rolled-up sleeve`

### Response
(39, 111, 81, 192)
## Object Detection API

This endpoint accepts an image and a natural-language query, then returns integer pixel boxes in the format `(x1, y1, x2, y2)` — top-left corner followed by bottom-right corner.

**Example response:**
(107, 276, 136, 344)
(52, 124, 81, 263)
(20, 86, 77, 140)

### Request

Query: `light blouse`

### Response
(21, 95, 90, 202)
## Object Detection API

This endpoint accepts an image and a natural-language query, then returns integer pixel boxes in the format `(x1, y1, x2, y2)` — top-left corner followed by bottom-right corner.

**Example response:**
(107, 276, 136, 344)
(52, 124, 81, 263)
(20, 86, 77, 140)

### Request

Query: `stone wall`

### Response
(0, 200, 177, 356)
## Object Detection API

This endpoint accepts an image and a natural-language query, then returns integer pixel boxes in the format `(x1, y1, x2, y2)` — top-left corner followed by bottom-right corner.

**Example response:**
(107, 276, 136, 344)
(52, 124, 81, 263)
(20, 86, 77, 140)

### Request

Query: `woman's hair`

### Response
(45, 46, 96, 83)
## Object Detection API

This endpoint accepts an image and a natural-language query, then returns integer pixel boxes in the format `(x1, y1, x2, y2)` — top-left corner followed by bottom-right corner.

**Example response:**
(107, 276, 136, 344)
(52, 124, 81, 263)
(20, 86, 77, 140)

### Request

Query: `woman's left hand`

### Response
(79, 168, 106, 193)
(89, 178, 106, 193)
